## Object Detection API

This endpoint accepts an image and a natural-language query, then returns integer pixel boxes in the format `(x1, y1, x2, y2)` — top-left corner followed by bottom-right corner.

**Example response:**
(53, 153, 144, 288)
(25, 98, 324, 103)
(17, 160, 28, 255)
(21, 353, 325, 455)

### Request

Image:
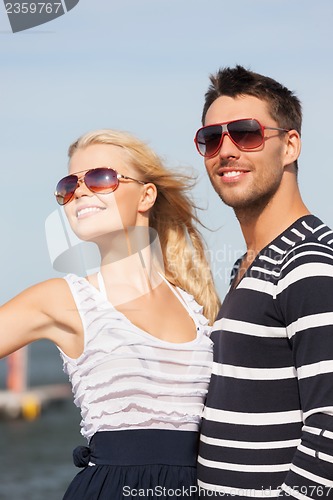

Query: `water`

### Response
(0, 341, 85, 500)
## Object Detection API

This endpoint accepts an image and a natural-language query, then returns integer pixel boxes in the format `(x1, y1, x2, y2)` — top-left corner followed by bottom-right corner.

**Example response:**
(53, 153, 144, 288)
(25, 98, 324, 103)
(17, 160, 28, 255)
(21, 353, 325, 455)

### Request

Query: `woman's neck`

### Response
(97, 227, 165, 307)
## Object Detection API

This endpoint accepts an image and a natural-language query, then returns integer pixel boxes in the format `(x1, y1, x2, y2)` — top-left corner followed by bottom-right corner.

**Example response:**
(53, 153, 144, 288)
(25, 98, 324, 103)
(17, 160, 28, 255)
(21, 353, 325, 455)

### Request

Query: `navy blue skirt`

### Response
(63, 429, 201, 499)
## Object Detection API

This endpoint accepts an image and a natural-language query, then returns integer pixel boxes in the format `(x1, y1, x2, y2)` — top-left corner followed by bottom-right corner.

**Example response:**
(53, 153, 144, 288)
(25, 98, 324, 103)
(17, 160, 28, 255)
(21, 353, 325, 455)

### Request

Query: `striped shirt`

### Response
(198, 215, 333, 499)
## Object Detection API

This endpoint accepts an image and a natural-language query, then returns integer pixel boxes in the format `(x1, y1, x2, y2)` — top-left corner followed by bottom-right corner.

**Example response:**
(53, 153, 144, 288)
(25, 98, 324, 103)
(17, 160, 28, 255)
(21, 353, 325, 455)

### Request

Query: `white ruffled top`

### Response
(58, 273, 213, 441)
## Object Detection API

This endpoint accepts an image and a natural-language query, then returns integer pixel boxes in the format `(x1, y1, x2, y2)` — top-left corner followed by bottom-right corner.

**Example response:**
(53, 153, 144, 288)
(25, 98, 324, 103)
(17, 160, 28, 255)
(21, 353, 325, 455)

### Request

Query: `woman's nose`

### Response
(73, 178, 92, 199)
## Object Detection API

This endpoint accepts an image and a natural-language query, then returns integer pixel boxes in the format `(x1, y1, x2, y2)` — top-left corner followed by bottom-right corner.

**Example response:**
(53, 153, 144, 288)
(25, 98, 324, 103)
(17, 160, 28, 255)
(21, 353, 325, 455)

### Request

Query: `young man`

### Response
(194, 66, 333, 498)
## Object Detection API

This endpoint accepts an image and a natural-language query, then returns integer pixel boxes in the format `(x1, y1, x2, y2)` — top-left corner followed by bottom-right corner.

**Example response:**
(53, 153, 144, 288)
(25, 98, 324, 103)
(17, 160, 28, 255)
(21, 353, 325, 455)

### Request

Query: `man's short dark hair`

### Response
(202, 65, 302, 136)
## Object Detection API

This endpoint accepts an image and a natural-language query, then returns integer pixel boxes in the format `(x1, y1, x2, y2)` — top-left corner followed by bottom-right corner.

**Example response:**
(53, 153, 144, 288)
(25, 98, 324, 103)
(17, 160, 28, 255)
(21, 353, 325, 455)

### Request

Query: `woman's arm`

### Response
(0, 278, 83, 359)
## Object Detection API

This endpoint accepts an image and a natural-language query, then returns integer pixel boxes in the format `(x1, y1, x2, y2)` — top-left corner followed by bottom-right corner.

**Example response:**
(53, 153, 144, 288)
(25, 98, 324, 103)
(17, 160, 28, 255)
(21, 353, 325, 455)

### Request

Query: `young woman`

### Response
(0, 129, 220, 499)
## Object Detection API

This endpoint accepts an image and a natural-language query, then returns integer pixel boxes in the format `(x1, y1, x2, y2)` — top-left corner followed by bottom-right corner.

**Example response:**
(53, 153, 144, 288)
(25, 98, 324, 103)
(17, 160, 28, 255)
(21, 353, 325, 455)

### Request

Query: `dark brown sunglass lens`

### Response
(85, 168, 119, 193)
(196, 125, 223, 157)
(55, 175, 78, 205)
(228, 120, 263, 149)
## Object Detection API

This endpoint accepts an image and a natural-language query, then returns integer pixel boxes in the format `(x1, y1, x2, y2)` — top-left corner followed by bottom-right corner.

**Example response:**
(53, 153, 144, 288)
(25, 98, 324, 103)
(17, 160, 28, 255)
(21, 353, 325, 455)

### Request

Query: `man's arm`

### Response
(277, 240, 333, 498)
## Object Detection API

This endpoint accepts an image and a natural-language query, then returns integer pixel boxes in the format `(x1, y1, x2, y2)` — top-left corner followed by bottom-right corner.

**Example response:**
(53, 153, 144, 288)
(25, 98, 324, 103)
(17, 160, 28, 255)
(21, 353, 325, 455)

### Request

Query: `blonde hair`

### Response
(68, 129, 220, 323)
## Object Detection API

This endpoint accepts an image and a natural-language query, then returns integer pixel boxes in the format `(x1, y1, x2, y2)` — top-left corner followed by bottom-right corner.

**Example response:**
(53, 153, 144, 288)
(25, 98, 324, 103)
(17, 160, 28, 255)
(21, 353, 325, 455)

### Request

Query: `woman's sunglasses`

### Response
(194, 118, 290, 158)
(55, 167, 146, 206)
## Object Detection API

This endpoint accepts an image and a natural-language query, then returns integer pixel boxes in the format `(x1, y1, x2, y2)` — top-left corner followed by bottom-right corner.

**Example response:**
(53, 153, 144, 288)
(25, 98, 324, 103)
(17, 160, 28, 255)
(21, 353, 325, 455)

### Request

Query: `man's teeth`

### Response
(77, 207, 103, 217)
(223, 171, 242, 177)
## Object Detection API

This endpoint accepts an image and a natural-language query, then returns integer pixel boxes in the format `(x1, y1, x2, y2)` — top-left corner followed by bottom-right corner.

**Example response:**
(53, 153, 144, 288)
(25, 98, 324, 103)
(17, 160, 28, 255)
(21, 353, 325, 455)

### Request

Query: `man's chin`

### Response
(217, 193, 247, 209)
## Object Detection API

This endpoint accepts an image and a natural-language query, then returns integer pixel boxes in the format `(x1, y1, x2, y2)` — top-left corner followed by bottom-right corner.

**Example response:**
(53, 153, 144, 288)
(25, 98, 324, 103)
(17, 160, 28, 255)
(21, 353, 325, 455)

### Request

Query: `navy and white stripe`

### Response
(198, 215, 333, 498)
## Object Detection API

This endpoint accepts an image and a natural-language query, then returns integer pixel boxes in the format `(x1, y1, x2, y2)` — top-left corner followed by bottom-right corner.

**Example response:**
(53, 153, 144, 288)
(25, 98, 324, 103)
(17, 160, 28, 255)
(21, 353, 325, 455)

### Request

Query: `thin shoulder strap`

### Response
(97, 271, 108, 299)
(157, 272, 190, 312)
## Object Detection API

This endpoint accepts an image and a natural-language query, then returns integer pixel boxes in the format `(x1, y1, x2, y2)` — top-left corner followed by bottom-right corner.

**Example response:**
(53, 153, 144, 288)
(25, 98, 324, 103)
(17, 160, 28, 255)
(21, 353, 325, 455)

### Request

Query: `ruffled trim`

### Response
(176, 287, 212, 337)
(80, 398, 204, 424)
(86, 382, 209, 402)
(82, 410, 202, 438)
(59, 273, 213, 441)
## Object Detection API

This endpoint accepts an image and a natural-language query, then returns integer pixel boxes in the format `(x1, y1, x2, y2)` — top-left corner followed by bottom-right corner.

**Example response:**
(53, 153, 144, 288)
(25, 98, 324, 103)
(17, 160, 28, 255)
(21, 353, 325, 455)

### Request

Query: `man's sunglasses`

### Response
(55, 167, 146, 206)
(194, 118, 290, 158)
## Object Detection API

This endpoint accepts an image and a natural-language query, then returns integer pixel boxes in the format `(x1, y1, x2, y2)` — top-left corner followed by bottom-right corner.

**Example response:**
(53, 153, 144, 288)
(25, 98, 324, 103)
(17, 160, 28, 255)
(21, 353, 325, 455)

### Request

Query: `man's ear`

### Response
(284, 130, 301, 168)
(138, 183, 158, 213)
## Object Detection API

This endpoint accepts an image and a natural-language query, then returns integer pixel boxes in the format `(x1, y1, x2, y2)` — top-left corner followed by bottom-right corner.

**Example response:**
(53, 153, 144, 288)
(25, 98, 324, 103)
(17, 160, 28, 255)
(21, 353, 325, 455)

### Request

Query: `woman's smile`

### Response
(76, 204, 106, 219)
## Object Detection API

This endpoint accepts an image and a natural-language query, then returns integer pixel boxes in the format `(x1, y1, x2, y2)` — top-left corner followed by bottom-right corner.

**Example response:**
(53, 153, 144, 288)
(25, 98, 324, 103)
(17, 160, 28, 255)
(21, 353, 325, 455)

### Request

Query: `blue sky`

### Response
(0, 0, 332, 301)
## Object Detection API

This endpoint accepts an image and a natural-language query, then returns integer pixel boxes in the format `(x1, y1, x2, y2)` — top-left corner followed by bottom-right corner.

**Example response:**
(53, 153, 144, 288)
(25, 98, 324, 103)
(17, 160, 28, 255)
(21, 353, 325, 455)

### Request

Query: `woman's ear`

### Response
(283, 129, 301, 168)
(138, 183, 157, 213)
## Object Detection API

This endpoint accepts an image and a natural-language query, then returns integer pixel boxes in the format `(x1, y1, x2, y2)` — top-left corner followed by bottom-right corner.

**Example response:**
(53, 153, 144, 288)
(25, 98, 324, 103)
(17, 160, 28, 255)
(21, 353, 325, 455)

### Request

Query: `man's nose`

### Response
(217, 132, 240, 159)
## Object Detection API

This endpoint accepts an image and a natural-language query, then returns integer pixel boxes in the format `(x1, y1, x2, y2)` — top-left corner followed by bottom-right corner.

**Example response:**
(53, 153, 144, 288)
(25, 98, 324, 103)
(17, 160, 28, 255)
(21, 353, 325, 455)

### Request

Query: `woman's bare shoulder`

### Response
(14, 277, 74, 309)
(0, 277, 83, 357)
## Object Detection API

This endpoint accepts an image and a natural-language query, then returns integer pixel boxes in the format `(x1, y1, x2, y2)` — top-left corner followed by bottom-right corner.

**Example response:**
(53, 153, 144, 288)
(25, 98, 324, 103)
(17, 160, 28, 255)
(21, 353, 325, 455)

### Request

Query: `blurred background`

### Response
(0, 0, 332, 498)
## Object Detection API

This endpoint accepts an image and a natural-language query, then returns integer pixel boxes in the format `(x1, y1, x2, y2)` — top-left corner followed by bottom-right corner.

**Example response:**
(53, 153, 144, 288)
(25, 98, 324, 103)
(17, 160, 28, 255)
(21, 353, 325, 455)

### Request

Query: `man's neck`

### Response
(235, 185, 310, 262)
